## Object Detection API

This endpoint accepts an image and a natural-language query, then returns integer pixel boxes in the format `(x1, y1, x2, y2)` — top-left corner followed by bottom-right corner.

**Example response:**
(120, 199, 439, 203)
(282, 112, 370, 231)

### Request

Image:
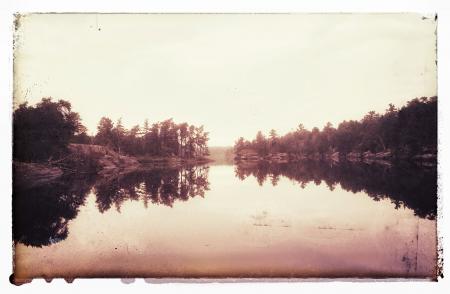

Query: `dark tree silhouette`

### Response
(94, 117, 114, 147)
(13, 98, 86, 162)
(234, 97, 437, 162)
(93, 117, 210, 159)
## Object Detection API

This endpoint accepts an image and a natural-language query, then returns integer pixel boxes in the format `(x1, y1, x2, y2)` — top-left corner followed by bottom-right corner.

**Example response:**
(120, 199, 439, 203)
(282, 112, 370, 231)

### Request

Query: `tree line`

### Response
(13, 97, 209, 162)
(90, 117, 209, 158)
(13, 98, 85, 162)
(234, 96, 437, 160)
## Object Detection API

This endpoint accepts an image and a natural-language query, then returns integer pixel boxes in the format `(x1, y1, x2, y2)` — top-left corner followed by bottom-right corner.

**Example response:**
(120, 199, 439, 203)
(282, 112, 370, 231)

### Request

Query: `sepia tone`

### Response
(12, 13, 438, 283)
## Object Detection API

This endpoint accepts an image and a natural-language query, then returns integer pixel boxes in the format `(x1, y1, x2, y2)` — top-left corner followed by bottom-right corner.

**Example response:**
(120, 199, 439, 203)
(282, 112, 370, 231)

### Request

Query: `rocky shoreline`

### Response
(234, 149, 437, 167)
(13, 162, 64, 188)
(13, 144, 141, 187)
(13, 143, 214, 187)
(67, 143, 140, 176)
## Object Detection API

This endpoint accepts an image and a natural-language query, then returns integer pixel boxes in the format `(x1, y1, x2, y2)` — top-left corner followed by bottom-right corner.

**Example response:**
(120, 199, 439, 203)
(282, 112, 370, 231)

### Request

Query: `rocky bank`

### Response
(234, 148, 437, 167)
(13, 144, 141, 187)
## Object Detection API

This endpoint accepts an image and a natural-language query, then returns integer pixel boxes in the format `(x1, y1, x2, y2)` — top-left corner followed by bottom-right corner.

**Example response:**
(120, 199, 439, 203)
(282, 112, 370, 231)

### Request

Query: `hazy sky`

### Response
(14, 14, 437, 146)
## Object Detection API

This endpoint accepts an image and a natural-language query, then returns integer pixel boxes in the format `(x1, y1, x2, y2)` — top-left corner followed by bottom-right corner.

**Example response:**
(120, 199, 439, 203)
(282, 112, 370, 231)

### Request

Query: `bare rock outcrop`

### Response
(68, 144, 140, 176)
(13, 162, 64, 188)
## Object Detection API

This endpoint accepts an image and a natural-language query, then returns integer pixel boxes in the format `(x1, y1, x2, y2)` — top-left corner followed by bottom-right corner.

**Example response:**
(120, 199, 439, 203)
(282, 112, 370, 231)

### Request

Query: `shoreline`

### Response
(135, 155, 213, 168)
(13, 152, 214, 188)
(234, 151, 437, 168)
(13, 146, 436, 188)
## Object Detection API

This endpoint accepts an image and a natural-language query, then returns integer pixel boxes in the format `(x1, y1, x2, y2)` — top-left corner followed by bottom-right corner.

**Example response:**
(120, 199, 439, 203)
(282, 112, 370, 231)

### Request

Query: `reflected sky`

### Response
(13, 164, 437, 279)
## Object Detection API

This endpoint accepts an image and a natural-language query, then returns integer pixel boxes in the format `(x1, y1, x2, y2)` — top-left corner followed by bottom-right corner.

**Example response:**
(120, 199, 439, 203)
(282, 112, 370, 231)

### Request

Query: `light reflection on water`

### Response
(13, 162, 437, 279)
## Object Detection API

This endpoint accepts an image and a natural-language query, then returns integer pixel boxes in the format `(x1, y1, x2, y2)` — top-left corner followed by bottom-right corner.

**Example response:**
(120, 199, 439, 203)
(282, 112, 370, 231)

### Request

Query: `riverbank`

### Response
(234, 149, 437, 167)
(13, 143, 214, 187)
(13, 144, 140, 187)
(13, 162, 64, 188)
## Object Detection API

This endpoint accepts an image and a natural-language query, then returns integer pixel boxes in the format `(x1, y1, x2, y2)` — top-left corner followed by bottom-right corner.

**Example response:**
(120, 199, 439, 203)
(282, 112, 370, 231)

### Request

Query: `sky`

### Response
(14, 13, 437, 146)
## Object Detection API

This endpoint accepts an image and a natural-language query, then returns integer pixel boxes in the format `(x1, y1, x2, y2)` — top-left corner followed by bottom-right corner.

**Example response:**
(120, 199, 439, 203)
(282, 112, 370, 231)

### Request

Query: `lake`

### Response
(13, 161, 438, 280)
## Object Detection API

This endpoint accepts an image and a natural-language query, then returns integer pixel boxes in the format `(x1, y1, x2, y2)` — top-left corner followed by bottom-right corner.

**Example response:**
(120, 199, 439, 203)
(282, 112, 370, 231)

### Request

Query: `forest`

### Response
(13, 98, 210, 163)
(234, 96, 437, 161)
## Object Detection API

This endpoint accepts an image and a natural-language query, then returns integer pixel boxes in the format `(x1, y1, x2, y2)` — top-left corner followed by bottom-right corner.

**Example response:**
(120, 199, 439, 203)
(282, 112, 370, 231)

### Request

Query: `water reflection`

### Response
(13, 166, 210, 247)
(13, 163, 437, 279)
(235, 161, 437, 220)
(13, 176, 95, 247)
(95, 166, 210, 212)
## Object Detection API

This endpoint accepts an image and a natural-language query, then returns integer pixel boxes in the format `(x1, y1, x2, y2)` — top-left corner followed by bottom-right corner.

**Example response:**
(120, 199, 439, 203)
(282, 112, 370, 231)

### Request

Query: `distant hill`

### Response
(208, 146, 234, 165)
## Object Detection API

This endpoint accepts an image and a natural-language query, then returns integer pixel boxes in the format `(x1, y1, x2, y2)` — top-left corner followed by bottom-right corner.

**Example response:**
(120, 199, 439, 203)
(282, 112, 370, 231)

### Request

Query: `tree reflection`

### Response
(13, 166, 210, 247)
(94, 166, 210, 212)
(13, 175, 95, 247)
(235, 161, 437, 220)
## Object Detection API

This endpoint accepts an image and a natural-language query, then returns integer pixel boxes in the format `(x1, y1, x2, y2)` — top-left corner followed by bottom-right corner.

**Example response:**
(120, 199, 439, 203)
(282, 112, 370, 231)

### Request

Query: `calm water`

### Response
(13, 162, 437, 279)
